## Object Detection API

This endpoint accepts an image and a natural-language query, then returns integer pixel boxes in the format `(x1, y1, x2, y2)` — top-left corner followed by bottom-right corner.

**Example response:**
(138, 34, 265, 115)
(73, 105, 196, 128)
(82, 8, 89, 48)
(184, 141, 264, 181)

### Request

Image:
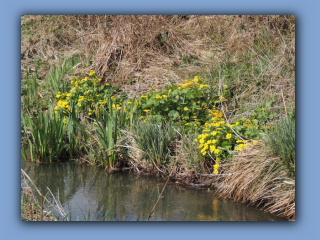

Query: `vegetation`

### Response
(21, 15, 295, 220)
(264, 114, 295, 178)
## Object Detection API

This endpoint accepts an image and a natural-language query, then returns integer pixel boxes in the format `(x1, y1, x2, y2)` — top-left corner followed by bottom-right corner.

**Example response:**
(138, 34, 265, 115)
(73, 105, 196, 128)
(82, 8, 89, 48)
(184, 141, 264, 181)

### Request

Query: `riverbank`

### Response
(21, 15, 295, 221)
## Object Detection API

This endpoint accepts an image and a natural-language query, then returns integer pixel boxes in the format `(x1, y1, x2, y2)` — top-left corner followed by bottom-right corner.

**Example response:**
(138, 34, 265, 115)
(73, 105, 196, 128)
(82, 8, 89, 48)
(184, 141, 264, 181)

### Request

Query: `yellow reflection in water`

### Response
(197, 197, 219, 221)
(213, 197, 218, 221)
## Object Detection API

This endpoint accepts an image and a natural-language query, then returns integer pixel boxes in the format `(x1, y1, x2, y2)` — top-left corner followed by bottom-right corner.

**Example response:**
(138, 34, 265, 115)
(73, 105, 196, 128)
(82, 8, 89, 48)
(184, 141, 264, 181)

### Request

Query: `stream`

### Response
(21, 161, 286, 221)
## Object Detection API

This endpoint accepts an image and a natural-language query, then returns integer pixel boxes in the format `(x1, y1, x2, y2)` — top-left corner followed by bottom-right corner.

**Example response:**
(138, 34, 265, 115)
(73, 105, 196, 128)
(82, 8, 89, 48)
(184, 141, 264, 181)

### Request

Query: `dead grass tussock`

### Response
(218, 142, 295, 220)
(21, 15, 295, 95)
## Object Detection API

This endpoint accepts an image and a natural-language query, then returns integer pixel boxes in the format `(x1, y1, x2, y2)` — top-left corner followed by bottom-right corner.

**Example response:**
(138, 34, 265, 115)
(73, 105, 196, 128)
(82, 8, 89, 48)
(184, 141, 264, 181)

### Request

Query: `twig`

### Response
(21, 169, 42, 197)
(146, 170, 172, 221)
(46, 187, 68, 220)
(196, 173, 233, 177)
(281, 89, 288, 117)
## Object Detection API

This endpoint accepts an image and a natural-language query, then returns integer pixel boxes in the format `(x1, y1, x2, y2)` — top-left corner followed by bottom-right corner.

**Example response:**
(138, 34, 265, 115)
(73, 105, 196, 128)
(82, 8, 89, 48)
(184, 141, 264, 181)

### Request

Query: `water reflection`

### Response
(21, 161, 286, 221)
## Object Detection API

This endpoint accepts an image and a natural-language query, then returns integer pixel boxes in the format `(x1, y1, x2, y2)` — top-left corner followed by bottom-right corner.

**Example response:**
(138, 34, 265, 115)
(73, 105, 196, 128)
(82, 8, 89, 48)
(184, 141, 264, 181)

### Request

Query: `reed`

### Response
(87, 98, 120, 168)
(21, 109, 67, 162)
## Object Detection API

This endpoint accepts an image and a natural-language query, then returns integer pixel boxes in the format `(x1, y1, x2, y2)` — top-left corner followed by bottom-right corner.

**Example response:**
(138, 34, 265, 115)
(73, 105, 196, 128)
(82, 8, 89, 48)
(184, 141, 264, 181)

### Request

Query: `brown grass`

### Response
(217, 142, 295, 220)
(21, 15, 295, 93)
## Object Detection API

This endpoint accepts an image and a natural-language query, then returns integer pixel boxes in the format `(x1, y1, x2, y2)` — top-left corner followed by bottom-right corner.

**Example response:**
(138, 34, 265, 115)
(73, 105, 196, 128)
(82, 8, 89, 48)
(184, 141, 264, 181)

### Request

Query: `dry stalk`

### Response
(146, 170, 172, 221)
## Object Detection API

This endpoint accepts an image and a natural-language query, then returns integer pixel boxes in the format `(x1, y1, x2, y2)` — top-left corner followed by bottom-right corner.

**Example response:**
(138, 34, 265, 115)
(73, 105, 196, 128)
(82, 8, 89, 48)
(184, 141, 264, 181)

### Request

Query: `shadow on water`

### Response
(21, 160, 287, 221)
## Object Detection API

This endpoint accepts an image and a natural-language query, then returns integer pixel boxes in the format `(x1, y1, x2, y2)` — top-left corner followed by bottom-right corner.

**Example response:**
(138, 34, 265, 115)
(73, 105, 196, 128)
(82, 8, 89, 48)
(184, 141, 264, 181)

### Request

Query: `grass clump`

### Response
(218, 142, 295, 220)
(133, 119, 176, 167)
(264, 115, 295, 178)
(87, 108, 120, 168)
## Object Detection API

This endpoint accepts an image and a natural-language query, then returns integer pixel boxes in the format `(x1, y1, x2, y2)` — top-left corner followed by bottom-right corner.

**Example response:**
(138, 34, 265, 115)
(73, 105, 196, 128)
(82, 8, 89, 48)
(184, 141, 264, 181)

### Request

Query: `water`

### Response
(21, 161, 286, 221)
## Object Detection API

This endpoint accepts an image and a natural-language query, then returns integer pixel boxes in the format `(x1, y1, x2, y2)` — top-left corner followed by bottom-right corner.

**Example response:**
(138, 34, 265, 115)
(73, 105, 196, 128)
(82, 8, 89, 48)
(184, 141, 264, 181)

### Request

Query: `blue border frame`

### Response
(1, 0, 319, 239)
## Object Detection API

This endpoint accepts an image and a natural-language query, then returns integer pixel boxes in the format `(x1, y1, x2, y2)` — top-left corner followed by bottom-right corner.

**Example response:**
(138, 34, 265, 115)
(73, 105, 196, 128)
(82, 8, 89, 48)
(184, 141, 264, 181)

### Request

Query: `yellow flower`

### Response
(212, 131, 217, 136)
(214, 149, 220, 154)
(216, 157, 220, 163)
(185, 123, 189, 125)
(184, 107, 189, 111)
(63, 117, 67, 124)
(253, 140, 258, 145)
(226, 133, 232, 139)
(210, 145, 216, 153)
(213, 163, 219, 174)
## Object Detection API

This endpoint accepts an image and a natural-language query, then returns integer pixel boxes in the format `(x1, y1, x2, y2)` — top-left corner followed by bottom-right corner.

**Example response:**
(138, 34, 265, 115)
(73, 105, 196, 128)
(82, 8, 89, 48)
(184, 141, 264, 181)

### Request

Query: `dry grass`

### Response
(21, 15, 295, 94)
(218, 142, 295, 220)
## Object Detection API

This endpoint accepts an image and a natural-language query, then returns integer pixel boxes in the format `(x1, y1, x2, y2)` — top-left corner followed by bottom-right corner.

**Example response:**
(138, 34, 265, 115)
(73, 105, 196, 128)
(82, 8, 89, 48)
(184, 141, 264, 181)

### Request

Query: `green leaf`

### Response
(221, 141, 231, 150)
(168, 110, 179, 120)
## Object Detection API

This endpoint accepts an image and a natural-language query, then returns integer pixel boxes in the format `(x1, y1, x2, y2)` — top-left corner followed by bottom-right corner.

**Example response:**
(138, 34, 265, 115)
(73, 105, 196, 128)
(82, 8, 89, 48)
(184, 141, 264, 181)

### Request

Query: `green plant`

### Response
(53, 70, 124, 119)
(264, 116, 295, 178)
(21, 109, 67, 162)
(136, 76, 218, 128)
(133, 119, 176, 167)
(88, 103, 120, 168)
(48, 57, 76, 97)
(21, 69, 40, 113)
(251, 101, 277, 125)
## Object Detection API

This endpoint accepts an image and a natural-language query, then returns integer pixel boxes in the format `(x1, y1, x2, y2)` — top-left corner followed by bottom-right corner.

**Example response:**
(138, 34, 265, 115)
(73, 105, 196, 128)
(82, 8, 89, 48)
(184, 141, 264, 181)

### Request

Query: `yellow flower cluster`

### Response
(54, 100, 70, 114)
(242, 119, 258, 129)
(178, 76, 208, 90)
(233, 140, 250, 152)
(213, 158, 220, 174)
(54, 71, 123, 117)
(195, 106, 259, 159)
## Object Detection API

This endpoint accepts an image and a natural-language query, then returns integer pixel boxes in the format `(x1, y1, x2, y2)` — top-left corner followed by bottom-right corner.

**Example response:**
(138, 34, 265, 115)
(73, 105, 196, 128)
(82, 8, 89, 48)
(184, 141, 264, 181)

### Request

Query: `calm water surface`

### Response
(21, 161, 286, 221)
